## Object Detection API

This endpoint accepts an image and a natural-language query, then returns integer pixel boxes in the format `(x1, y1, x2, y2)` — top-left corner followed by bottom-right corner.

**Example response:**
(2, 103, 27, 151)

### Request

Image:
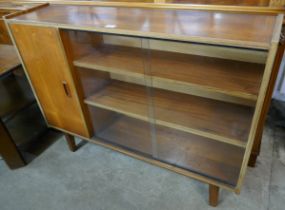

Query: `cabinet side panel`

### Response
(236, 14, 284, 191)
(9, 24, 90, 137)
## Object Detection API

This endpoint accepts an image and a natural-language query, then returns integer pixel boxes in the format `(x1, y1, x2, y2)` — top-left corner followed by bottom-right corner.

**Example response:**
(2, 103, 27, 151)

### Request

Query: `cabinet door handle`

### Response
(62, 81, 71, 97)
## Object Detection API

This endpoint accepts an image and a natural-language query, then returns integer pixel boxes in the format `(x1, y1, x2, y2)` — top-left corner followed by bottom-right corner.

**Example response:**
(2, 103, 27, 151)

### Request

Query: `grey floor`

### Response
(0, 124, 284, 210)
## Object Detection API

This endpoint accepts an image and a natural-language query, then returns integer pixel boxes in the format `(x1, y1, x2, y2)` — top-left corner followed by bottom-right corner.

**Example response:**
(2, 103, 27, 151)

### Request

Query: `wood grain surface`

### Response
(74, 44, 264, 101)
(95, 114, 244, 186)
(10, 24, 91, 137)
(85, 80, 254, 147)
(9, 4, 277, 49)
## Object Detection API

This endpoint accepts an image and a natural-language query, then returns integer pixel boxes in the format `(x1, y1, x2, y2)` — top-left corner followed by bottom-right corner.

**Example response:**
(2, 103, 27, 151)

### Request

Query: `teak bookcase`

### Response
(5, 3, 283, 206)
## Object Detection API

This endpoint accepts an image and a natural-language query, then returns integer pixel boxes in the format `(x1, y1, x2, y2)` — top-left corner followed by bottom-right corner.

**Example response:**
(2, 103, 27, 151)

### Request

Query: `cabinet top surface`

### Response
(9, 4, 279, 49)
(0, 2, 37, 11)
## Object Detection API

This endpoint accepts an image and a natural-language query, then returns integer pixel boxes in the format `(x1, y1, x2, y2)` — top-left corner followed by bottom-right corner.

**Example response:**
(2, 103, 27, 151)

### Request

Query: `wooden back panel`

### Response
(9, 24, 92, 137)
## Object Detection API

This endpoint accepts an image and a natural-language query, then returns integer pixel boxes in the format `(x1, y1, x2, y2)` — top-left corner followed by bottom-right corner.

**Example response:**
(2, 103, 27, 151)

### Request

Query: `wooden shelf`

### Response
(85, 81, 254, 147)
(74, 45, 264, 103)
(95, 114, 244, 186)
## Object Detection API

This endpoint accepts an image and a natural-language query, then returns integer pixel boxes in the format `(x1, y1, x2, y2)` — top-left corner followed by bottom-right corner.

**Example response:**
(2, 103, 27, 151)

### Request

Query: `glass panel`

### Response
(61, 28, 266, 187)
(64, 30, 154, 157)
(144, 38, 264, 186)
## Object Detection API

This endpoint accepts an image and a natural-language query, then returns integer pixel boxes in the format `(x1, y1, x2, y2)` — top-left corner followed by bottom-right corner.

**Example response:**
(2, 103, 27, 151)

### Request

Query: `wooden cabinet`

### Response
(0, 44, 48, 169)
(5, 3, 283, 206)
(10, 24, 92, 137)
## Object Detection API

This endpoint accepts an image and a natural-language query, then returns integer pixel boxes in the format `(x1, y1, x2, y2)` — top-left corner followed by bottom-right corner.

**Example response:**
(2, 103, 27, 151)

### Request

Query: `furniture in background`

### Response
(0, 2, 47, 169)
(0, 44, 25, 169)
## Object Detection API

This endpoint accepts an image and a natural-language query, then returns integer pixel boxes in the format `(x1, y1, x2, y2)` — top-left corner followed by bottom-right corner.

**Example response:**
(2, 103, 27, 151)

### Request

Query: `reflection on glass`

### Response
(63, 29, 265, 187)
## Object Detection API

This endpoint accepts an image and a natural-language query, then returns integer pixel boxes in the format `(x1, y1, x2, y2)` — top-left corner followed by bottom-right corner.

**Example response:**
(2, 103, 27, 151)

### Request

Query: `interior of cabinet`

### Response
(83, 76, 247, 185)
(90, 107, 245, 186)
(85, 80, 253, 147)
(60, 29, 264, 187)
(74, 42, 265, 103)
(72, 33, 267, 106)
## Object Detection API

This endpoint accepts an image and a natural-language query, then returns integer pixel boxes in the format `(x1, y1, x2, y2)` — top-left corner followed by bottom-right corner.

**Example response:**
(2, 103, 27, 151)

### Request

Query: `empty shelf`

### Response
(85, 81, 254, 147)
(96, 115, 244, 186)
(74, 45, 264, 102)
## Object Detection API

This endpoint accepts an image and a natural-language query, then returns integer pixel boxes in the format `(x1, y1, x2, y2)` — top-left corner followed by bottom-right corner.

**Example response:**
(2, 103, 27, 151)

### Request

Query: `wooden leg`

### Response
(248, 153, 258, 167)
(209, 184, 219, 207)
(0, 120, 26, 169)
(64, 134, 77, 152)
(248, 127, 263, 167)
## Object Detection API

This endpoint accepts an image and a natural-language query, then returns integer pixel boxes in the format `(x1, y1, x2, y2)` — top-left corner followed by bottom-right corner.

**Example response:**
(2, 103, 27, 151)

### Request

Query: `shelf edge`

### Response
(74, 60, 258, 106)
(84, 98, 247, 148)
